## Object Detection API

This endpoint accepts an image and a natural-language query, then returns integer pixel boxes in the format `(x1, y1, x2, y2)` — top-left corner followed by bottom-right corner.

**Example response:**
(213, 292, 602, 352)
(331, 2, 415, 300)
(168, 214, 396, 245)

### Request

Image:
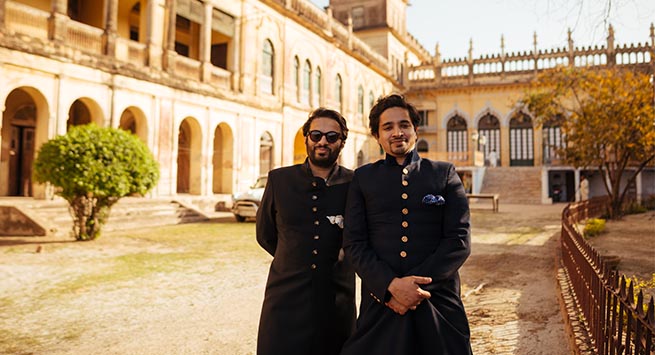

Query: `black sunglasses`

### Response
(307, 130, 341, 143)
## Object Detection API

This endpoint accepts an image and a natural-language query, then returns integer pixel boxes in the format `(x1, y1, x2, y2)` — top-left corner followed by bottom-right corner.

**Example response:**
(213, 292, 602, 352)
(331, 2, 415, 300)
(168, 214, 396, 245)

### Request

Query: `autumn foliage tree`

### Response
(520, 66, 655, 219)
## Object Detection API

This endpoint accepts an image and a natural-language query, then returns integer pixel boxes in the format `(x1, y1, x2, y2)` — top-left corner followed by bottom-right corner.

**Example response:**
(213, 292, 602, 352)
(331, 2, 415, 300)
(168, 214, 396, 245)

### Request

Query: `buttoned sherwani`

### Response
(341, 150, 472, 355)
(256, 160, 356, 355)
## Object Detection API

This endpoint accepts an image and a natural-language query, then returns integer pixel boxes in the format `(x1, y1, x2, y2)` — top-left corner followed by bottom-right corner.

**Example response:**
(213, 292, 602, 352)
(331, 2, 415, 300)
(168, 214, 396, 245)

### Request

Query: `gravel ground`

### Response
(3, 203, 648, 355)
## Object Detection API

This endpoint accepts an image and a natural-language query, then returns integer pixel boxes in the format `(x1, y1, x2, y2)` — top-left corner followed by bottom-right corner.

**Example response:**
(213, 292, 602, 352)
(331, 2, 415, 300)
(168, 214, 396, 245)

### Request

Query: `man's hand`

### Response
(387, 276, 432, 308)
(385, 296, 410, 315)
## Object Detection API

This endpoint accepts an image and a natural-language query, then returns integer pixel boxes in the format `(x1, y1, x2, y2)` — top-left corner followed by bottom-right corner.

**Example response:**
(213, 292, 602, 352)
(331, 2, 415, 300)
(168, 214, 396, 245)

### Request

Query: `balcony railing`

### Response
(174, 55, 202, 81)
(115, 37, 147, 67)
(65, 21, 104, 55)
(408, 40, 653, 88)
(210, 66, 232, 90)
(420, 151, 485, 167)
(6, 1, 49, 40)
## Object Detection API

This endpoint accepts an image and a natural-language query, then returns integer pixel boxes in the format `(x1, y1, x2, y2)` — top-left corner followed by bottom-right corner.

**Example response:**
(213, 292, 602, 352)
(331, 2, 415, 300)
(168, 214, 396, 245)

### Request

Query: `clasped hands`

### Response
(385, 276, 432, 315)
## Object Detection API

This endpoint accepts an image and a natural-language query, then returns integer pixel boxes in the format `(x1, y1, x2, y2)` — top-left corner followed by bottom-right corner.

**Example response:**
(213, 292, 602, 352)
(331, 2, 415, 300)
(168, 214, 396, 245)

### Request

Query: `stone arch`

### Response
(67, 97, 104, 130)
(259, 131, 274, 175)
(212, 122, 234, 194)
(293, 129, 305, 164)
(441, 108, 470, 130)
(118, 106, 148, 143)
(446, 115, 468, 162)
(357, 149, 365, 167)
(477, 113, 501, 166)
(417, 139, 429, 152)
(1, 87, 50, 197)
(177, 117, 202, 194)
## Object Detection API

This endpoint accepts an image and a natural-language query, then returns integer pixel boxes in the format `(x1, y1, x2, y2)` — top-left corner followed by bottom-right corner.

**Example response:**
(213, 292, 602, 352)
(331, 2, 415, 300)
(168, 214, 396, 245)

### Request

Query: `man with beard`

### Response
(256, 108, 355, 355)
(341, 94, 472, 355)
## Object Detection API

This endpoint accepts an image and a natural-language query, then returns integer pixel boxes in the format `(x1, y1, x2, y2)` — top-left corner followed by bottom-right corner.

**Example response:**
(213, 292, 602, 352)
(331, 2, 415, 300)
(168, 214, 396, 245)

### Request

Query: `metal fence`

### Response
(561, 197, 655, 354)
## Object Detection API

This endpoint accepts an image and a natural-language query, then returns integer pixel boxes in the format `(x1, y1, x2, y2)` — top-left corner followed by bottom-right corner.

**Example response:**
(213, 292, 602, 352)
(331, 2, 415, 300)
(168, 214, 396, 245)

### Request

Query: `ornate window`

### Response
(446, 115, 468, 161)
(293, 56, 300, 102)
(335, 74, 343, 111)
(302, 60, 311, 105)
(261, 40, 274, 94)
(509, 112, 534, 166)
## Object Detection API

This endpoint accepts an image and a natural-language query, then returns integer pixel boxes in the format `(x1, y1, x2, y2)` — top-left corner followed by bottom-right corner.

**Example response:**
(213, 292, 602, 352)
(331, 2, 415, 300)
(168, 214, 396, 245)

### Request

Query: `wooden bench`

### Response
(466, 193, 500, 212)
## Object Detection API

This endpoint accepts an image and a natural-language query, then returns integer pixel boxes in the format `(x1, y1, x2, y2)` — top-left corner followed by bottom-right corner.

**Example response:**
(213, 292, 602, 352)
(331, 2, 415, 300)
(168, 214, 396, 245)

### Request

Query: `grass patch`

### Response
(503, 227, 543, 245)
(115, 222, 263, 257)
(39, 222, 263, 297)
(50, 251, 206, 296)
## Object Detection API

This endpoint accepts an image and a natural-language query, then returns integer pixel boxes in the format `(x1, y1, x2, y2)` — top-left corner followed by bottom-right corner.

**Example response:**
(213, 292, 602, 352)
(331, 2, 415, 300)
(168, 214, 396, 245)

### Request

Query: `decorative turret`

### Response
(468, 38, 473, 63)
(434, 42, 441, 64)
(607, 24, 615, 66)
(607, 24, 615, 51)
(500, 34, 505, 58)
(533, 31, 538, 56)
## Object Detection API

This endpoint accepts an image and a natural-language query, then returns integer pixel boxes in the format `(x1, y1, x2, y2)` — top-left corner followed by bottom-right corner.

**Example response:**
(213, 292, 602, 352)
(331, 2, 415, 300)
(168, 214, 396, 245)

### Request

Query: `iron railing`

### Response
(561, 197, 655, 354)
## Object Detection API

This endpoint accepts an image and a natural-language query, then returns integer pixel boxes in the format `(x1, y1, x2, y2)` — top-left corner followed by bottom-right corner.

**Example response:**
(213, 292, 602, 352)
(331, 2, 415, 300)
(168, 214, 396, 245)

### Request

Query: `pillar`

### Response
(146, 0, 164, 69)
(104, 0, 119, 56)
(200, 0, 212, 82)
(163, 0, 177, 71)
(0, 0, 6, 32)
(232, 16, 241, 91)
(49, 0, 69, 43)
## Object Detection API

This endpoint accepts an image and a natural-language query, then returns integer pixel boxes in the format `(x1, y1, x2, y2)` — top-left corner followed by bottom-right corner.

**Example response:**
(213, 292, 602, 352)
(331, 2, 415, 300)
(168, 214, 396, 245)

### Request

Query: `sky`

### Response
(310, 0, 655, 59)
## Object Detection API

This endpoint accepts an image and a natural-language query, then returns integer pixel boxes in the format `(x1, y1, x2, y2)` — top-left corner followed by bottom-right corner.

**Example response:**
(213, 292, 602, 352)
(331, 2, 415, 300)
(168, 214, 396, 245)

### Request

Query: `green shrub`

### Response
(583, 218, 606, 238)
(624, 201, 648, 215)
(34, 124, 159, 241)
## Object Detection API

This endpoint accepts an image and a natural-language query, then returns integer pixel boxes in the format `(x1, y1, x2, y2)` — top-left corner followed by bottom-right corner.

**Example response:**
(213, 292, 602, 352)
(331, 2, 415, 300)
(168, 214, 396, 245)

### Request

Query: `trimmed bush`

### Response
(34, 124, 159, 241)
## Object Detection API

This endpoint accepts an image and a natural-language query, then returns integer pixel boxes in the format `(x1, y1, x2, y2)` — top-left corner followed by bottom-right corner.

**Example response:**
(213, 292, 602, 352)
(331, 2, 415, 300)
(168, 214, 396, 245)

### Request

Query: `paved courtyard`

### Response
(0, 203, 570, 354)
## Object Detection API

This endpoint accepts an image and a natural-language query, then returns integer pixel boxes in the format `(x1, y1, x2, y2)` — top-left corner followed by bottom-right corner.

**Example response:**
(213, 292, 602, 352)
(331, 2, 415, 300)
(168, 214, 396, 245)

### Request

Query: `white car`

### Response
(231, 176, 267, 222)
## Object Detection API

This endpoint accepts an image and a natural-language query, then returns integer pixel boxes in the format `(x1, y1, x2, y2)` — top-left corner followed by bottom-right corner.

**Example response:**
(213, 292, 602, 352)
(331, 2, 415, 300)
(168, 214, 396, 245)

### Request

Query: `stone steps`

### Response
(1, 197, 208, 237)
(481, 167, 543, 204)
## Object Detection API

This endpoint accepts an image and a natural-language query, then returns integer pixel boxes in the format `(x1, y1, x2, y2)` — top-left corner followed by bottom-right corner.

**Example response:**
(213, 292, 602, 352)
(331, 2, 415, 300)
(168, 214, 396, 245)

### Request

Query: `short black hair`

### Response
(302, 108, 349, 141)
(368, 94, 421, 136)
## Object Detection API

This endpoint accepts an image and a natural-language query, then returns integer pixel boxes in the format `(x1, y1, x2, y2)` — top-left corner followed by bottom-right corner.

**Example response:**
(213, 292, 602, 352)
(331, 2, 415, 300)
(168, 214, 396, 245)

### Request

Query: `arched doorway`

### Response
(509, 112, 534, 166)
(447, 115, 468, 162)
(357, 150, 365, 167)
(212, 123, 234, 194)
(1, 87, 49, 197)
(417, 139, 429, 153)
(177, 117, 202, 194)
(68, 100, 91, 129)
(259, 132, 274, 175)
(478, 113, 501, 166)
(3, 96, 36, 196)
(293, 129, 305, 164)
(118, 106, 148, 143)
(67, 98, 103, 130)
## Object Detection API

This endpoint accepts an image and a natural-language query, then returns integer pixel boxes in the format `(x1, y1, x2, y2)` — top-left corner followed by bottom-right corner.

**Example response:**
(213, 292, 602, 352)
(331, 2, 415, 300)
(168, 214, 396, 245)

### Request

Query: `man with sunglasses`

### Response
(256, 108, 355, 355)
(341, 94, 472, 355)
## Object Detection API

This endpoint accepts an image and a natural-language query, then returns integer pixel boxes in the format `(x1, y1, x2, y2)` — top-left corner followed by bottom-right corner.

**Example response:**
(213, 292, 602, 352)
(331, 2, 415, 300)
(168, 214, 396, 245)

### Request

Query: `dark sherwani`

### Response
(341, 150, 472, 355)
(256, 160, 356, 355)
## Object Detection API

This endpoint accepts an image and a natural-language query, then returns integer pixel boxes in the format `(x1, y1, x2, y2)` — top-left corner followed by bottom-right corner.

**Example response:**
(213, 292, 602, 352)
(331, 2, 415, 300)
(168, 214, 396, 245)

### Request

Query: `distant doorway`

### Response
(7, 106, 36, 196)
(548, 170, 575, 203)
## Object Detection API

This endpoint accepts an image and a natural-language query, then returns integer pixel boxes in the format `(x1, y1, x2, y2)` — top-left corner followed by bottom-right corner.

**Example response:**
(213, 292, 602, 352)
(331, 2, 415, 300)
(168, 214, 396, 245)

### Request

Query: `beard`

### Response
(307, 144, 341, 168)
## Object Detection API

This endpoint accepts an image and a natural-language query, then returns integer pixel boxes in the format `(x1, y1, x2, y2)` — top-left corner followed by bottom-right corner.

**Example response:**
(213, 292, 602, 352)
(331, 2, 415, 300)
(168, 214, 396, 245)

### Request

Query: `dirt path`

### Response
(0, 203, 577, 354)
(463, 203, 569, 354)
